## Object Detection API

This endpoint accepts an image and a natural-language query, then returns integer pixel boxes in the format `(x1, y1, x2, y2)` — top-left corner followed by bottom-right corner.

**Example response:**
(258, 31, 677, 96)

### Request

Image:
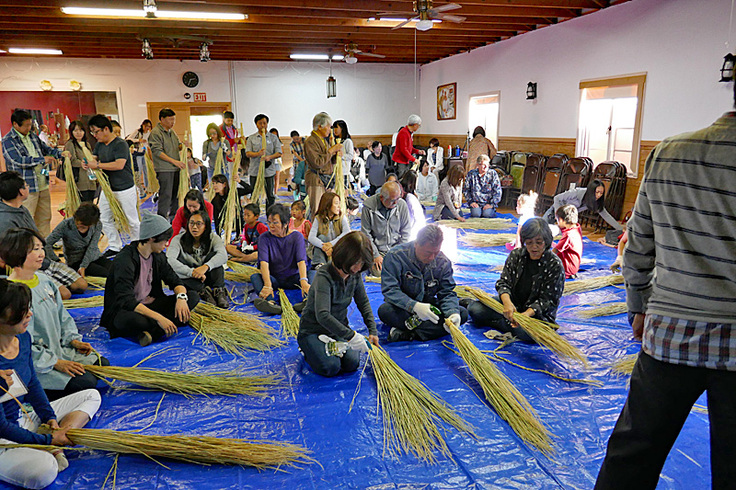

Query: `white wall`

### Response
(418, 0, 735, 141)
(0, 57, 419, 137)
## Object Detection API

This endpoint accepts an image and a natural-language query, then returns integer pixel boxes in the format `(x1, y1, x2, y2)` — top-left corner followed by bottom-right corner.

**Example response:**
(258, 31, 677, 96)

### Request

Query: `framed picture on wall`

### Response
(437, 82, 457, 120)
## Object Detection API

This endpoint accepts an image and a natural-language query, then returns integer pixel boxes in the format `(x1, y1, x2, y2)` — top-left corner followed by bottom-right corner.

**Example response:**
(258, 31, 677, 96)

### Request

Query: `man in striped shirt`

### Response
(595, 93, 736, 487)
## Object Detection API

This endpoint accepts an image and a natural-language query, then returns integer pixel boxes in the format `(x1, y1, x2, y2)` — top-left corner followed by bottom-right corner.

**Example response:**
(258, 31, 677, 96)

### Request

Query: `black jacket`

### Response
(101, 244, 183, 328)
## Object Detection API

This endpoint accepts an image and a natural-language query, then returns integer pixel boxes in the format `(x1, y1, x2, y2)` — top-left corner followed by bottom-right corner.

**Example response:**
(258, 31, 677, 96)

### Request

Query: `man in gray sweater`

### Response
(149, 108, 185, 221)
(595, 92, 736, 488)
(360, 181, 411, 275)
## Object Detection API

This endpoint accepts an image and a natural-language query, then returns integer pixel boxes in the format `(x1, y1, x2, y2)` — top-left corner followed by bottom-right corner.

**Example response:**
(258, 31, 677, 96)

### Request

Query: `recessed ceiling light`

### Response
(8, 48, 63, 55)
(61, 7, 245, 21)
(290, 54, 329, 61)
(331, 55, 344, 61)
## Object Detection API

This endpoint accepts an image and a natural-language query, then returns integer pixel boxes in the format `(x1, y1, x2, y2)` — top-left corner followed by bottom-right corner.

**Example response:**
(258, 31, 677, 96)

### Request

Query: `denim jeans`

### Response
(377, 302, 468, 341)
(469, 205, 497, 218)
(190, 173, 202, 191)
(251, 272, 301, 301)
(297, 333, 360, 377)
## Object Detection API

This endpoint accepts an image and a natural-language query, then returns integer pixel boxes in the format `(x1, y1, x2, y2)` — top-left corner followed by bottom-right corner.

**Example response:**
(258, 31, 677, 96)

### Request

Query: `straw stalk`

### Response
(144, 148, 159, 194)
(577, 302, 627, 318)
(460, 232, 517, 247)
(225, 260, 259, 282)
(62, 156, 81, 217)
(563, 275, 624, 295)
(177, 144, 190, 207)
(279, 289, 300, 338)
(611, 353, 638, 376)
(435, 218, 514, 230)
(189, 302, 283, 354)
(81, 145, 130, 233)
(63, 295, 105, 309)
(220, 150, 243, 241)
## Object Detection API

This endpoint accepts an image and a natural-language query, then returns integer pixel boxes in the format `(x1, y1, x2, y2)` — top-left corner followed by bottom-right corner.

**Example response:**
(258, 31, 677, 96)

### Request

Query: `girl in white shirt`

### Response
(416, 160, 439, 202)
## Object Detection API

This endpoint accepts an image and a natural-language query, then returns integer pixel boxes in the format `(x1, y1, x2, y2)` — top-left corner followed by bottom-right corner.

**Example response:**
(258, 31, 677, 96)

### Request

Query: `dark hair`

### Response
(331, 231, 373, 274)
(74, 202, 101, 226)
(254, 114, 269, 124)
(0, 279, 31, 327)
(385, 172, 398, 182)
(183, 189, 206, 221)
(139, 119, 153, 132)
(291, 200, 306, 212)
(428, 138, 440, 147)
(159, 108, 176, 120)
(151, 228, 173, 244)
(420, 160, 431, 173)
(110, 120, 121, 129)
(223, 111, 235, 120)
(332, 120, 351, 140)
(181, 209, 212, 255)
(400, 170, 417, 195)
(10, 110, 31, 127)
(211, 174, 229, 195)
(0, 171, 27, 201)
(520, 217, 554, 249)
(243, 203, 260, 217)
(290, 130, 300, 137)
(266, 203, 290, 229)
(371, 140, 381, 150)
(416, 224, 443, 247)
(346, 196, 359, 211)
(68, 120, 88, 151)
(556, 204, 578, 225)
(0, 227, 45, 268)
(472, 126, 486, 138)
(446, 163, 465, 188)
(269, 128, 280, 138)
(582, 179, 606, 212)
(88, 114, 112, 131)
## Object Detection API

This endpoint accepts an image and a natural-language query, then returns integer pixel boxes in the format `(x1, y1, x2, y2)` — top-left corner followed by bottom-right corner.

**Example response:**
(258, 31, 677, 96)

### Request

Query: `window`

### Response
(576, 74, 646, 177)
(468, 92, 499, 147)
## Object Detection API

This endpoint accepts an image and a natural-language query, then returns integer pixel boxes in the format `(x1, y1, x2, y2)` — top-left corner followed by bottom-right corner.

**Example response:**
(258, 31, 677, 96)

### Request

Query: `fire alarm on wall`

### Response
(184, 93, 191, 100)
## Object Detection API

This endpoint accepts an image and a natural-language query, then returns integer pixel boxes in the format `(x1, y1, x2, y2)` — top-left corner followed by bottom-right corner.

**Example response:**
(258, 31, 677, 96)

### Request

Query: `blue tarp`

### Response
(4, 207, 710, 489)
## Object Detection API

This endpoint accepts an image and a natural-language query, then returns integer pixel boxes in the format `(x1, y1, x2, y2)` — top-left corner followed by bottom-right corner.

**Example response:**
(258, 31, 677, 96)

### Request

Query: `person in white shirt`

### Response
(416, 160, 439, 202)
(399, 170, 426, 241)
(426, 138, 444, 177)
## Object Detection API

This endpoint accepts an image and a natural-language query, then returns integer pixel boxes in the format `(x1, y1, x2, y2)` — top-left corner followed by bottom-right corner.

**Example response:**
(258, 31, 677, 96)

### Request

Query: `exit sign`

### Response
(193, 92, 207, 102)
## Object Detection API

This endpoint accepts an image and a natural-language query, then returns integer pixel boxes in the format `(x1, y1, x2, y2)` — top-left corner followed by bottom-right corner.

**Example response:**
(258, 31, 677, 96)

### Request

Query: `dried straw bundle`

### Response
(81, 145, 130, 233)
(366, 344, 475, 462)
(445, 319, 553, 455)
(611, 353, 638, 376)
(225, 260, 259, 282)
(435, 218, 514, 230)
(460, 232, 517, 247)
(63, 295, 104, 309)
(220, 151, 243, 241)
(205, 147, 225, 201)
(144, 148, 159, 194)
(453, 285, 475, 299)
(85, 276, 106, 290)
(85, 364, 280, 397)
(64, 428, 314, 469)
(250, 131, 268, 204)
(279, 289, 300, 338)
(577, 302, 627, 319)
(189, 302, 283, 354)
(563, 274, 624, 295)
(365, 275, 381, 284)
(177, 145, 190, 207)
(328, 136, 348, 215)
(465, 287, 589, 367)
(62, 156, 81, 217)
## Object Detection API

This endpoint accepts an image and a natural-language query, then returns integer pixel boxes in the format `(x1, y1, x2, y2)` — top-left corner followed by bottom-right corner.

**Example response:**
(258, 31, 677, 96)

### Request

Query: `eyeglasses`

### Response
(189, 221, 206, 228)
(89, 128, 101, 136)
(267, 219, 281, 227)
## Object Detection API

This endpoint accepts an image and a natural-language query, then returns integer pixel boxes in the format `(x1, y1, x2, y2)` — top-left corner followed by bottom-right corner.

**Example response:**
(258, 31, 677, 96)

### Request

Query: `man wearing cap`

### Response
(101, 212, 199, 346)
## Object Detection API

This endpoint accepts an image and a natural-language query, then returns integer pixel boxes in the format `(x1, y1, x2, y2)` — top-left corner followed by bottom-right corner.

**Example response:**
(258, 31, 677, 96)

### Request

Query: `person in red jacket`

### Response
(392, 114, 426, 179)
(220, 111, 239, 162)
(169, 189, 214, 243)
(553, 204, 583, 279)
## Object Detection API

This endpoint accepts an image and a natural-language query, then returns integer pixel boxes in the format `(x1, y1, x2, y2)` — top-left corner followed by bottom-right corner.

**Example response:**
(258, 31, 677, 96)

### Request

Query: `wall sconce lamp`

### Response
(526, 81, 537, 100)
(720, 53, 735, 82)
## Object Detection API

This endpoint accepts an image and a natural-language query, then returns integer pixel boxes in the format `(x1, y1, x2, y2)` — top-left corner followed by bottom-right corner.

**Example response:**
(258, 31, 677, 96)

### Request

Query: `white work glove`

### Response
(319, 335, 348, 358)
(347, 333, 370, 354)
(445, 313, 462, 332)
(413, 302, 440, 324)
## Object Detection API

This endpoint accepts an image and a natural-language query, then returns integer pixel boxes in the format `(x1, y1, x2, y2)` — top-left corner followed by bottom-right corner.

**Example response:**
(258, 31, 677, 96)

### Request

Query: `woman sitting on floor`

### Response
(44, 203, 112, 278)
(101, 213, 199, 347)
(170, 189, 214, 241)
(0, 279, 101, 490)
(167, 209, 229, 309)
(298, 231, 379, 377)
(467, 218, 565, 343)
(308, 192, 350, 279)
(251, 204, 310, 315)
(433, 164, 466, 222)
(0, 228, 108, 400)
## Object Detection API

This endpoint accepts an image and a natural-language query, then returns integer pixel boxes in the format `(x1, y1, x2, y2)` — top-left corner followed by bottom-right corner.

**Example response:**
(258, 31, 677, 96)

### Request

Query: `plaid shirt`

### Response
(1, 129, 61, 192)
(463, 168, 502, 207)
(644, 314, 736, 371)
(290, 139, 305, 162)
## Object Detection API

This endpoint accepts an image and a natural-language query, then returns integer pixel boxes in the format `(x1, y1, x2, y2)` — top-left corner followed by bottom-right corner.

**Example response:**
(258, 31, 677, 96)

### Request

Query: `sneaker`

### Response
(138, 331, 153, 347)
(254, 297, 282, 315)
(292, 300, 306, 313)
(387, 327, 413, 343)
(102, 249, 119, 259)
(199, 287, 216, 306)
(212, 287, 230, 309)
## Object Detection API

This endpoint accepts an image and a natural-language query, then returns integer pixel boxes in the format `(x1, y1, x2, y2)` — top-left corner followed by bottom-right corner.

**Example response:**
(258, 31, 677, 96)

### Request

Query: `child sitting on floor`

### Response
(346, 196, 360, 224)
(506, 191, 538, 251)
(226, 203, 268, 263)
(553, 204, 583, 279)
(289, 200, 311, 241)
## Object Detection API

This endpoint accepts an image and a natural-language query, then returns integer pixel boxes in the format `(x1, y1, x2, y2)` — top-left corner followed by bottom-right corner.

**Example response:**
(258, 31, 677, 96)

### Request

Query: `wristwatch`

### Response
(176, 293, 188, 301)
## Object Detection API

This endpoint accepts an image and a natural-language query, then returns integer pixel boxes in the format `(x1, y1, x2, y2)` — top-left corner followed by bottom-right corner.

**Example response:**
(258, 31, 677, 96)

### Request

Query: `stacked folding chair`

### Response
(538, 153, 569, 212)
(582, 160, 628, 231)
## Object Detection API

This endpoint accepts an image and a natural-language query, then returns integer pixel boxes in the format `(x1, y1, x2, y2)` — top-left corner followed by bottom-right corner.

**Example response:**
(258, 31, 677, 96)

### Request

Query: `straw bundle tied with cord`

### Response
(225, 260, 259, 282)
(144, 148, 159, 194)
(329, 131, 348, 215)
(435, 218, 514, 230)
(250, 130, 267, 204)
(563, 274, 624, 295)
(351, 343, 476, 463)
(189, 302, 283, 354)
(220, 148, 243, 242)
(205, 146, 225, 201)
(279, 289, 300, 338)
(81, 145, 130, 233)
(460, 232, 517, 247)
(177, 140, 190, 207)
(61, 155, 81, 217)
(461, 286, 589, 367)
(444, 319, 554, 455)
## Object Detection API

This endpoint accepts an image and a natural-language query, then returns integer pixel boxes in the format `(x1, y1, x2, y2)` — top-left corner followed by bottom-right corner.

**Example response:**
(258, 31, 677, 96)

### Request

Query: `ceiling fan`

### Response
(377, 1, 465, 31)
(343, 43, 386, 64)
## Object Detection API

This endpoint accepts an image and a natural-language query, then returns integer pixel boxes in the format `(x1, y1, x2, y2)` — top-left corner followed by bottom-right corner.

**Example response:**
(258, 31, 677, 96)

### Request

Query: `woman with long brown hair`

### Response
(433, 163, 466, 222)
(308, 191, 350, 278)
(63, 120, 97, 202)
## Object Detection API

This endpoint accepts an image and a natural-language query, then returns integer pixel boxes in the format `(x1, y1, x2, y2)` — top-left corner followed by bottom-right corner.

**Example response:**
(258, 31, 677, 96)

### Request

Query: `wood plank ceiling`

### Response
(0, 0, 629, 64)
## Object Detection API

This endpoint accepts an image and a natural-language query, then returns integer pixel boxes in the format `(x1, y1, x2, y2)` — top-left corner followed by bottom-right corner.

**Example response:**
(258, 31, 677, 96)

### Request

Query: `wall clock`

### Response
(182, 71, 199, 88)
